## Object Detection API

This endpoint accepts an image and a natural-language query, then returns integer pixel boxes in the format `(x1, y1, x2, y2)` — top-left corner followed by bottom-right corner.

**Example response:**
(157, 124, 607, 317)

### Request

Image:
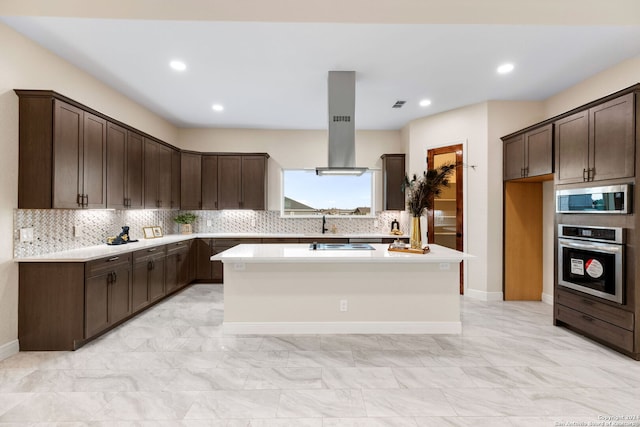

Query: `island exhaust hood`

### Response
(316, 71, 367, 176)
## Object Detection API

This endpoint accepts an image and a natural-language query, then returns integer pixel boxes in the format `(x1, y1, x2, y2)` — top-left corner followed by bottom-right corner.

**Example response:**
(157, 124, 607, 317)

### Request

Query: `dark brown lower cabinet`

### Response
(85, 254, 132, 338)
(166, 241, 191, 293)
(132, 246, 166, 311)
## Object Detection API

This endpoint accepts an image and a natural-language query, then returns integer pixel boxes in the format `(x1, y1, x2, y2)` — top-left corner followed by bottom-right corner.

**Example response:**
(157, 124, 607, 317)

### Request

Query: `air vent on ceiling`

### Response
(392, 100, 406, 109)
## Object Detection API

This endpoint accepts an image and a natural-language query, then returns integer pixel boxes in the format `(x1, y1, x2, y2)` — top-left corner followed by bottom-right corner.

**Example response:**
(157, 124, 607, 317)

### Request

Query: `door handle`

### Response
(108, 256, 119, 262)
(582, 168, 588, 181)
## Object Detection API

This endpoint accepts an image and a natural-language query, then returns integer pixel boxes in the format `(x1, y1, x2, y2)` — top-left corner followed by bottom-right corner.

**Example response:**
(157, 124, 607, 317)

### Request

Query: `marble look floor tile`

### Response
(0, 393, 35, 419)
(287, 351, 355, 368)
(0, 352, 67, 370)
(2, 369, 161, 392)
(520, 387, 640, 417)
(321, 367, 399, 390)
(93, 391, 197, 421)
(376, 335, 442, 351)
(150, 368, 248, 391)
(259, 336, 323, 351)
(353, 351, 425, 368)
(277, 389, 366, 418)
(243, 367, 322, 390)
(537, 349, 636, 368)
(417, 349, 492, 367)
(392, 367, 475, 389)
(319, 335, 382, 351)
(218, 351, 290, 369)
(161, 351, 224, 369)
(362, 388, 457, 417)
(441, 388, 542, 416)
(225, 419, 322, 427)
(0, 369, 35, 392)
(414, 416, 514, 426)
(0, 392, 112, 422)
(185, 390, 281, 419)
(323, 417, 418, 426)
(506, 416, 596, 427)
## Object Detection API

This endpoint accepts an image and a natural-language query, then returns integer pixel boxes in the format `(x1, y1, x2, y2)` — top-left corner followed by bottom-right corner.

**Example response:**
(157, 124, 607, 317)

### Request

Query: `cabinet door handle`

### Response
(588, 168, 595, 181)
(524, 167, 529, 177)
(108, 256, 120, 262)
(582, 168, 588, 181)
(112, 271, 117, 283)
(83, 194, 89, 207)
(77, 194, 83, 207)
(147, 260, 153, 271)
(148, 248, 157, 252)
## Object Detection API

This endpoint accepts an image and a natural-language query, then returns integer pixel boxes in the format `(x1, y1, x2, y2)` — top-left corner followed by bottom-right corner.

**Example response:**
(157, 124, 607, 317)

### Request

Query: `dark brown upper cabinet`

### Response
(144, 139, 173, 209)
(16, 91, 107, 209)
(180, 152, 202, 210)
(217, 154, 268, 210)
(171, 149, 181, 209)
(106, 124, 144, 209)
(201, 155, 219, 209)
(381, 154, 406, 210)
(503, 124, 554, 181)
(555, 93, 635, 184)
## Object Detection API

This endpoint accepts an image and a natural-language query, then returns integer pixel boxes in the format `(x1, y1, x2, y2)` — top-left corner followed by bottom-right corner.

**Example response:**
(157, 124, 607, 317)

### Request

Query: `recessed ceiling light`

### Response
(419, 99, 432, 107)
(212, 104, 224, 112)
(497, 63, 514, 74)
(169, 60, 186, 71)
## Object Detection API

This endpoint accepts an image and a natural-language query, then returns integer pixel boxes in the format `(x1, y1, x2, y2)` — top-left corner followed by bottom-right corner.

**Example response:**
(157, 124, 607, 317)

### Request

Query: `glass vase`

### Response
(410, 216, 422, 249)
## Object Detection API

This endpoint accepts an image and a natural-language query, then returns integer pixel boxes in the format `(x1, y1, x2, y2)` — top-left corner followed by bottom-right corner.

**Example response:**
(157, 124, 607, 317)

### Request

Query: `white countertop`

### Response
(15, 233, 408, 262)
(212, 243, 472, 264)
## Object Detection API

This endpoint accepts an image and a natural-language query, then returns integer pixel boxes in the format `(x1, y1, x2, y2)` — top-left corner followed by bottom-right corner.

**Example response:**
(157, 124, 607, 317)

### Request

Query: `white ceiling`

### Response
(3, 16, 640, 130)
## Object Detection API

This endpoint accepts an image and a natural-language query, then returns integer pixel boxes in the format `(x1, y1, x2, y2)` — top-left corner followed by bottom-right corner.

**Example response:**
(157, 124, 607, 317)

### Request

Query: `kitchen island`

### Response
(212, 243, 472, 335)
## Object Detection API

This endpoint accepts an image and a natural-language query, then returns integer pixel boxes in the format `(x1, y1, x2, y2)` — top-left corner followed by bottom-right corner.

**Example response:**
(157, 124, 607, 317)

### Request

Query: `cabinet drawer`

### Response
(213, 238, 261, 247)
(556, 289, 634, 330)
(166, 240, 190, 255)
(132, 246, 166, 263)
(263, 238, 300, 243)
(556, 304, 634, 352)
(86, 253, 131, 277)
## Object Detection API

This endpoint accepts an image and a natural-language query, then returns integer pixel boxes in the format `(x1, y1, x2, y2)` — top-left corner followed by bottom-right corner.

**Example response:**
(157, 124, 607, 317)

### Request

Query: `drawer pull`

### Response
(148, 248, 157, 252)
(108, 256, 119, 262)
(582, 315, 594, 322)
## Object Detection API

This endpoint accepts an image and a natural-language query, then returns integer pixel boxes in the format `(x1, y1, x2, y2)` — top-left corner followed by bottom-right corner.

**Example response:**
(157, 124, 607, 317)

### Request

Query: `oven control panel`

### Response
(559, 225, 624, 244)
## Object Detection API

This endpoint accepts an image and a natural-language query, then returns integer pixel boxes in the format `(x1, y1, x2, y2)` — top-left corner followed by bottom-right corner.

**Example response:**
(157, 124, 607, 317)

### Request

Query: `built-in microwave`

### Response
(556, 184, 631, 214)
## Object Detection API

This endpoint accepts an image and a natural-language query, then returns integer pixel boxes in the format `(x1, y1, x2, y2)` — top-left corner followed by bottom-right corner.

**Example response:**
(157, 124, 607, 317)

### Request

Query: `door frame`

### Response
(426, 142, 467, 294)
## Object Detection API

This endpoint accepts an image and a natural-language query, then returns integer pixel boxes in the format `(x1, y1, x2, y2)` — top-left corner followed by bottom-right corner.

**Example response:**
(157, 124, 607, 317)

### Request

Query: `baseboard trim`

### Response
(223, 321, 462, 335)
(541, 292, 554, 305)
(0, 340, 19, 362)
(465, 289, 504, 301)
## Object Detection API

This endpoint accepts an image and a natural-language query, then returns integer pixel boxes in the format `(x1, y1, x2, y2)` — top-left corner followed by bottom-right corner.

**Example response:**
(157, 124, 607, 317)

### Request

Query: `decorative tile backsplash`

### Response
(14, 209, 409, 257)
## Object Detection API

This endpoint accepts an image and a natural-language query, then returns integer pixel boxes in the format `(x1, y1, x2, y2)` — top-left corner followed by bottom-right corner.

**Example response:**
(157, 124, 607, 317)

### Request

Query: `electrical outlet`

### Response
(20, 228, 34, 242)
(339, 299, 348, 312)
(73, 225, 82, 237)
(439, 263, 450, 270)
(234, 263, 246, 271)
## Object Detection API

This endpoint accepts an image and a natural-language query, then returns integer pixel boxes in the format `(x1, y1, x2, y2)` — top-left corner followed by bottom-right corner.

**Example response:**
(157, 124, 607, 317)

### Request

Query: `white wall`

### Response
(542, 181, 555, 304)
(0, 22, 178, 354)
(178, 128, 402, 212)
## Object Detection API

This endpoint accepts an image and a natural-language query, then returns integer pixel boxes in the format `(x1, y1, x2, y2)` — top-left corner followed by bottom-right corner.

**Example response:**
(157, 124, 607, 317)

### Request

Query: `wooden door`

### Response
(148, 257, 166, 302)
(157, 145, 173, 209)
(165, 253, 179, 294)
(110, 265, 132, 324)
(202, 155, 219, 209)
(525, 124, 554, 177)
(241, 155, 267, 210)
(427, 144, 464, 294)
(171, 149, 181, 209)
(85, 272, 110, 337)
(53, 100, 83, 209)
(126, 131, 144, 209)
(82, 112, 107, 208)
(106, 122, 127, 209)
(181, 152, 202, 210)
(218, 156, 242, 209)
(590, 93, 635, 182)
(131, 261, 149, 312)
(143, 139, 158, 208)
(195, 239, 213, 281)
(555, 111, 589, 184)
(503, 134, 525, 180)
(381, 154, 405, 210)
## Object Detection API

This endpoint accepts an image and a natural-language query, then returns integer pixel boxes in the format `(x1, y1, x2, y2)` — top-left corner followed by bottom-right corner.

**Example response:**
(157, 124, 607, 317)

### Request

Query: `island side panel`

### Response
(222, 261, 460, 334)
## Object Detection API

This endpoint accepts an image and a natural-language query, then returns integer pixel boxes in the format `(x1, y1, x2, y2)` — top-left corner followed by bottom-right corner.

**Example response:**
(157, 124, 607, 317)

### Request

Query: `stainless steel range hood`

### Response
(316, 71, 367, 176)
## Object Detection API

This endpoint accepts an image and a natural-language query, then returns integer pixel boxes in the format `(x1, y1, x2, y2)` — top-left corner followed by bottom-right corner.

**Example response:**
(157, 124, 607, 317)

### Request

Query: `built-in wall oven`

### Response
(557, 224, 625, 304)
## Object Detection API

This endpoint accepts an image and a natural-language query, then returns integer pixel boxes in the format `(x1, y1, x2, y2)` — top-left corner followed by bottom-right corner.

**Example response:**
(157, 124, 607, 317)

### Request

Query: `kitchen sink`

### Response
(309, 243, 375, 251)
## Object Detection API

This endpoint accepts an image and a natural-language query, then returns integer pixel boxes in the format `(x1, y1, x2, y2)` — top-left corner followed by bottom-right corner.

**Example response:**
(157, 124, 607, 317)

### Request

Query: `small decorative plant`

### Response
(174, 213, 197, 234)
(174, 212, 197, 224)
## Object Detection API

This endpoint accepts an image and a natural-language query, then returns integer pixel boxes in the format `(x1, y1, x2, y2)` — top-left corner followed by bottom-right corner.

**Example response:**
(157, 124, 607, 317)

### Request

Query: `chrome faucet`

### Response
(321, 215, 328, 234)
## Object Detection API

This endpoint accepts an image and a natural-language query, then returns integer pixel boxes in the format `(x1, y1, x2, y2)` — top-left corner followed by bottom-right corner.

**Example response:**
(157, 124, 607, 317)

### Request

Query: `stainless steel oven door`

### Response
(557, 237, 623, 304)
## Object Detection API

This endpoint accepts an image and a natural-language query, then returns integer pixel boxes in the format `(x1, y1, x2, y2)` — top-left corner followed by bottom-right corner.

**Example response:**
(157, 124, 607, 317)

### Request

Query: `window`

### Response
(282, 169, 374, 217)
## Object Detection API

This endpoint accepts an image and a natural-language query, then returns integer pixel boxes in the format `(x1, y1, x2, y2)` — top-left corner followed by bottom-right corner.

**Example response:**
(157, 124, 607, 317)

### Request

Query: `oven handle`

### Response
(558, 239, 622, 254)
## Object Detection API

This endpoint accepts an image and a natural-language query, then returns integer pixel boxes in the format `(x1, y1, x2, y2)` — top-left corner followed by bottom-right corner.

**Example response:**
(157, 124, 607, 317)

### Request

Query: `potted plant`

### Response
(403, 164, 455, 249)
(174, 212, 197, 234)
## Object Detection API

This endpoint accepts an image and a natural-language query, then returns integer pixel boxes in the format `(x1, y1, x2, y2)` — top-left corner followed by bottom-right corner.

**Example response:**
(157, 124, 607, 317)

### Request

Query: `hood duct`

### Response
(316, 71, 367, 176)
